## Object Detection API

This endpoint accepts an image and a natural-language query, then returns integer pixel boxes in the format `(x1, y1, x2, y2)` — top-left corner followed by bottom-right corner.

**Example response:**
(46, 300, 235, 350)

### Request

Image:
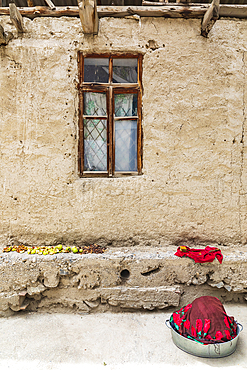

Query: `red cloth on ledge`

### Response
(175, 246, 223, 264)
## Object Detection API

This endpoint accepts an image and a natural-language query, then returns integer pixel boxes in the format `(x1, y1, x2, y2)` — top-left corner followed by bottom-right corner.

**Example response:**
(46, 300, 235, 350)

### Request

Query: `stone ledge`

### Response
(0, 245, 246, 316)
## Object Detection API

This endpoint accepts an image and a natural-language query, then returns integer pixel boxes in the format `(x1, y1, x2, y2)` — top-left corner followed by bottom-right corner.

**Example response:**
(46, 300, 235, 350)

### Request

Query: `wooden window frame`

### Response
(78, 52, 143, 178)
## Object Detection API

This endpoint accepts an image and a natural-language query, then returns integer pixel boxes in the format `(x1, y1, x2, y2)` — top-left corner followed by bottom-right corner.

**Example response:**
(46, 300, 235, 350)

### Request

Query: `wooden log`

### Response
(78, 0, 98, 34)
(9, 0, 24, 33)
(44, 0, 56, 9)
(0, 23, 5, 44)
(0, 6, 80, 17)
(98, 5, 206, 17)
(176, 0, 191, 4)
(142, 1, 207, 6)
(0, 5, 246, 19)
(201, 0, 219, 37)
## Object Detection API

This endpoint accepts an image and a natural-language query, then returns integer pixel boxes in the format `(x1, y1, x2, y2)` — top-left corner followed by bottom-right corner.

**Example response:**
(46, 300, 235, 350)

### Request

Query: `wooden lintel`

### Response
(0, 5, 246, 19)
(9, 0, 24, 32)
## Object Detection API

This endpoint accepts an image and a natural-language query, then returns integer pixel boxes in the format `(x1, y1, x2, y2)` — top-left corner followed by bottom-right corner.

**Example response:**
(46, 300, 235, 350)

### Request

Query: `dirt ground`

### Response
(0, 303, 246, 370)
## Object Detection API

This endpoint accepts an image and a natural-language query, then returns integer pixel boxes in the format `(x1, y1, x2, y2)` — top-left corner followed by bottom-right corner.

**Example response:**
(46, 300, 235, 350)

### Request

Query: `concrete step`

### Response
(0, 303, 245, 370)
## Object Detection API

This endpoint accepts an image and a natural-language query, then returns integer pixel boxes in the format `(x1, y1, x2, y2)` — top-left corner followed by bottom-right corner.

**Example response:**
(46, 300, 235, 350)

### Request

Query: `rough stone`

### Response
(27, 284, 46, 295)
(100, 286, 181, 309)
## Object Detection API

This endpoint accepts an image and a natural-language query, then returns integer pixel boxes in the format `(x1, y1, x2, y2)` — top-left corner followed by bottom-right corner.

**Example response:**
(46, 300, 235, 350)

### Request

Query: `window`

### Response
(78, 53, 143, 177)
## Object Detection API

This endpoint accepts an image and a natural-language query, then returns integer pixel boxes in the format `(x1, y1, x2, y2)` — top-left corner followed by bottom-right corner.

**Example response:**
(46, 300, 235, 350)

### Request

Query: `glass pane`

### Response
(115, 93, 138, 117)
(84, 119, 107, 171)
(84, 58, 109, 83)
(115, 120, 137, 172)
(84, 92, 107, 116)
(113, 58, 138, 83)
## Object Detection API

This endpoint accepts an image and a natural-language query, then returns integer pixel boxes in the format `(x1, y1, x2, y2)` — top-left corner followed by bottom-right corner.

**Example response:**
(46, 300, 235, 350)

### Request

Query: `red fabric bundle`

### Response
(175, 245, 223, 264)
(170, 296, 237, 344)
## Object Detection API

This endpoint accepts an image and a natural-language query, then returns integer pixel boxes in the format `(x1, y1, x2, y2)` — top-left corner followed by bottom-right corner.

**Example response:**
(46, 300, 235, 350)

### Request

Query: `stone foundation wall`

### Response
(0, 246, 246, 316)
(0, 16, 247, 247)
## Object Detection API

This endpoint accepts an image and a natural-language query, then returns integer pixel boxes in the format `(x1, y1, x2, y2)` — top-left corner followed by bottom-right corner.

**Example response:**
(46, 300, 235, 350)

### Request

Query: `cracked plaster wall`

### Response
(0, 16, 247, 248)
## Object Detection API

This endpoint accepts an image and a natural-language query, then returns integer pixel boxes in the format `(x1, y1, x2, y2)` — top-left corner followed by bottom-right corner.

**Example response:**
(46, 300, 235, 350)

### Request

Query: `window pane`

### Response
(113, 58, 138, 83)
(84, 119, 107, 171)
(115, 120, 137, 172)
(84, 58, 109, 83)
(115, 93, 138, 117)
(84, 92, 107, 116)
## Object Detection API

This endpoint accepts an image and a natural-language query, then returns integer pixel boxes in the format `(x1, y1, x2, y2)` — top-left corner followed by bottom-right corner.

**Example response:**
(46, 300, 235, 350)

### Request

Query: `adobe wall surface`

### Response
(0, 15, 247, 249)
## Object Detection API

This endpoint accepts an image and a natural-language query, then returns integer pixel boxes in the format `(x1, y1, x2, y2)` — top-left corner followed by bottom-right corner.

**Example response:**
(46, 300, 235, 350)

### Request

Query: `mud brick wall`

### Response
(0, 16, 247, 248)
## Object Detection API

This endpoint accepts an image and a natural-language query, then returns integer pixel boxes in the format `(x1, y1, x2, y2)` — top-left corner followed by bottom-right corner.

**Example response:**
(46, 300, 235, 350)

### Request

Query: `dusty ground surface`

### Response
(0, 303, 245, 370)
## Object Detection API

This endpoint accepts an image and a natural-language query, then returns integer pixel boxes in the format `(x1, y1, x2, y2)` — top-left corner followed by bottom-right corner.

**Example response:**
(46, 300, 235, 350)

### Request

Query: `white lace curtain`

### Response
(84, 92, 137, 172)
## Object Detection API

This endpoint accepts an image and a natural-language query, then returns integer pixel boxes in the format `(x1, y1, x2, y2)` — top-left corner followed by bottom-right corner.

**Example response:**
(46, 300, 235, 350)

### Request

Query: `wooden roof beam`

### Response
(44, 0, 56, 10)
(9, 0, 24, 32)
(201, 0, 220, 37)
(78, 0, 98, 34)
(0, 5, 246, 19)
(27, 0, 34, 7)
